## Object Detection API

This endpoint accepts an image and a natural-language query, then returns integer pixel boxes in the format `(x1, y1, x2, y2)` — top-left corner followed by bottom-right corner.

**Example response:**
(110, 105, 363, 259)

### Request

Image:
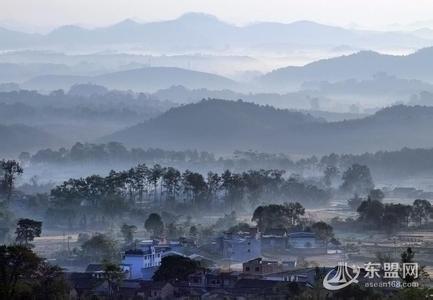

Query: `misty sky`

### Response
(2, 0, 433, 32)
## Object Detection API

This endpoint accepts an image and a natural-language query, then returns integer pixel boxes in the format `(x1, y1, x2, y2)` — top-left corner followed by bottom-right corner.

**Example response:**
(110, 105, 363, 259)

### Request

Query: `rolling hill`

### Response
(102, 99, 322, 152)
(102, 99, 433, 154)
(260, 48, 433, 89)
(0, 124, 63, 156)
(22, 67, 238, 91)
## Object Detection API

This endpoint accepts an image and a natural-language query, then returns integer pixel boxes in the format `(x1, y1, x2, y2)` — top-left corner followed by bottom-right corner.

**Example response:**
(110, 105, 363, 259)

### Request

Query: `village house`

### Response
(187, 270, 240, 290)
(262, 267, 329, 285)
(242, 257, 297, 276)
(261, 228, 288, 252)
(261, 229, 327, 255)
(67, 272, 104, 300)
(217, 229, 261, 261)
(147, 282, 175, 300)
(121, 240, 163, 279)
(84, 263, 105, 279)
(287, 232, 327, 255)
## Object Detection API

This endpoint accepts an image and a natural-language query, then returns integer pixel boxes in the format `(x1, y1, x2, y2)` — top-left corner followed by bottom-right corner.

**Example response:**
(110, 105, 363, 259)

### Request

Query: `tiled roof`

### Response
(85, 264, 104, 272)
(66, 272, 103, 290)
(287, 232, 316, 238)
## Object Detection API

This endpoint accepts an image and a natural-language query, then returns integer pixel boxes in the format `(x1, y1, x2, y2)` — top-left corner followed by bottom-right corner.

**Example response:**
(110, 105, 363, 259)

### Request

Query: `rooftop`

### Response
(287, 232, 316, 239)
(124, 249, 152, 256)
(262, 228, 287, 237)
(85, 263, 104, 273)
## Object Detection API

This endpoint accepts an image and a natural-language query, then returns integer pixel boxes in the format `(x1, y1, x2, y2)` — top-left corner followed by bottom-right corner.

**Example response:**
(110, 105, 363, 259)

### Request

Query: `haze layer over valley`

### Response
(3, 3, 433, 299)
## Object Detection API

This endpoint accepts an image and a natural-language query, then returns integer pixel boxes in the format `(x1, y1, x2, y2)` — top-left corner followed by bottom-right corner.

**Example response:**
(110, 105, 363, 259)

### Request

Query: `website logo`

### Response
(323, 262, 360, 290)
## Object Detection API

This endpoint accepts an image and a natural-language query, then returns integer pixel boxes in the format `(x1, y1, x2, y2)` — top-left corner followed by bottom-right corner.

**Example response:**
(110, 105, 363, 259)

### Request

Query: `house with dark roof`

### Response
(66, 272, 104, 299)
(187, 270, 239, 290)
(242, 257, 297, 276)
(147, 282, 175, 300)
(84, 263, 105, 279)
(118, 280, 143, 299)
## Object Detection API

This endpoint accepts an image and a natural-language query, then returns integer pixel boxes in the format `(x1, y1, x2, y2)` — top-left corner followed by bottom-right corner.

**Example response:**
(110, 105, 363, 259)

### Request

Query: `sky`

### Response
(2, 0, 433, 32)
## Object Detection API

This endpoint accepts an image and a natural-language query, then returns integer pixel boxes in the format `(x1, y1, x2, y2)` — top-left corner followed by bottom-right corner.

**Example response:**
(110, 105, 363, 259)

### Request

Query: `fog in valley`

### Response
(2, 1, 433, 299)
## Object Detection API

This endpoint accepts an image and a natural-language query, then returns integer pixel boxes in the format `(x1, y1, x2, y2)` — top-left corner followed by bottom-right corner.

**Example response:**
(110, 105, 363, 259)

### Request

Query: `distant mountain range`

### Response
(4, 98, 433, 156)
(9, 46, 433, 96)
(151, 85, 328, 110)
(259, 48, 433, 90)
(22, 67, 238, 91)
(103, 99, 433, 154)
(17, 47, 433, 95)
(0, 63, 74, 83)
(0, 13, 430, 52)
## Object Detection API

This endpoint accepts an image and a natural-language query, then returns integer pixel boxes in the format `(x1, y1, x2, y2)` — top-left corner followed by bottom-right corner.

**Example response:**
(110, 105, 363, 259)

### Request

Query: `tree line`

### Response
(333, 191, 433, 235)
(45, 163, 331, 229)
(21, 143, 433, 180)
(20, 142, 216, 165)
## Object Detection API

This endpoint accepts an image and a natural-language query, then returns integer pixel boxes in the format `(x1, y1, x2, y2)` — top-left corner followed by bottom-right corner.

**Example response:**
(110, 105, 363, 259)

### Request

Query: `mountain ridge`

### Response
(101, 100, 433, 154)
(0, 13, 430, 51)
(259, 48, 433, 89)
(23, 66, 238, 91)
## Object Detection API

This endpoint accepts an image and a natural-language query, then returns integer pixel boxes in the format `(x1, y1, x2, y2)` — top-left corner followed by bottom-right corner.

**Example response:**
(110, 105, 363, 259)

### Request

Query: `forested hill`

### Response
(103, 100, 433, 154)
(0, 124, 62, 156)
(259, 48, 433, 89)
(103, 99, 322, 152)
(23, 67, 238, 91)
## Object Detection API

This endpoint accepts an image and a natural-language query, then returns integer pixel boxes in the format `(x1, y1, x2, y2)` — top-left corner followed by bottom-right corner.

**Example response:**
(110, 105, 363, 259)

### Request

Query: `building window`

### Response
(255, 267, 260, 272)
(245, 267, 250, 271)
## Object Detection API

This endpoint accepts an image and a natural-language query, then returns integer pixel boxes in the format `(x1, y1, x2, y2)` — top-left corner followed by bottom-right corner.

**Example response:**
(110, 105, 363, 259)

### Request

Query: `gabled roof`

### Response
(244, 257, 278, 265)
(66, 272, 103, 290)
(85, 263, 104, 273)
(162, 250, 185, 257)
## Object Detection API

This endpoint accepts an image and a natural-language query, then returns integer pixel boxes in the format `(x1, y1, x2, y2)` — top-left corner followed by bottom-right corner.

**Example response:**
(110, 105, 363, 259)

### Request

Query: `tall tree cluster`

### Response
(356, 198, 432, 234)
(47, 164, 331, 228)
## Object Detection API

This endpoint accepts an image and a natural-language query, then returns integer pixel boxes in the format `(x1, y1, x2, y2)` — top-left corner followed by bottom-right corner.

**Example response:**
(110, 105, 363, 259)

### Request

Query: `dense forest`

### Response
(27, 163, 332, 229)
(21, 142, 433, 180)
